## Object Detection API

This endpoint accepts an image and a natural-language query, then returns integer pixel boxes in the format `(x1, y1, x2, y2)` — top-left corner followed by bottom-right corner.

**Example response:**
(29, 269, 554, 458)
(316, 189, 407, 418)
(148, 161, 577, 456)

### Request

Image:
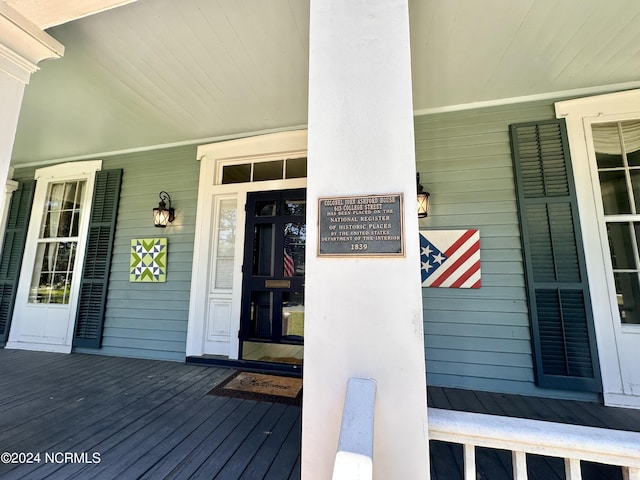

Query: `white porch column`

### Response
(303, 1, 429, 479)
(0, 3, 64, 215)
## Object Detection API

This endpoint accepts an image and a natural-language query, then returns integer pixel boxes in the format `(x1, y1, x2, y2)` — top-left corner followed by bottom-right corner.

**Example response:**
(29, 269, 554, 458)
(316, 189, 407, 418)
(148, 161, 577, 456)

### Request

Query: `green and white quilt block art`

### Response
(130, 238, 167, 282)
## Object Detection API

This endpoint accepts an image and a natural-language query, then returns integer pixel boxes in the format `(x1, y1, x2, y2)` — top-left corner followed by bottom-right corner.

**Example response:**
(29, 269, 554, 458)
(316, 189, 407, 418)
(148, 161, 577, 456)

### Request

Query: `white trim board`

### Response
(556, 89, 640, 408)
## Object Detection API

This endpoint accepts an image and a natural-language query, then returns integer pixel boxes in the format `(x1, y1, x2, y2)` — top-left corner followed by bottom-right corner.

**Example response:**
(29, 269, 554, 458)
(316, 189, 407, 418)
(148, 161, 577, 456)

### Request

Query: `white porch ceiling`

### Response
(9, 0, 640, 165)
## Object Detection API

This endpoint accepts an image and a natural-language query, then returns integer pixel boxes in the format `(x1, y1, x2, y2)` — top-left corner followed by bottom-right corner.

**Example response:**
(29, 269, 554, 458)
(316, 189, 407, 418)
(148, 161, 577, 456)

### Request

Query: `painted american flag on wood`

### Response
(420, 229, 481, 288)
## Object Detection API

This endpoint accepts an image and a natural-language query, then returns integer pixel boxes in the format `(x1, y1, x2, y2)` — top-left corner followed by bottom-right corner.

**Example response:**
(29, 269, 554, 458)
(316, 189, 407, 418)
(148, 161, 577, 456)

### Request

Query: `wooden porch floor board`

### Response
(137, 397, 243, 479)
(238, 403, 301, 480)
(262, 414, 302, 480)
(208, 403, 289, 480)
(0, 360, 215, 459)
(429, 440, 463, 480)
(428, 385, 640, 432)
(112, 395, 237, 480)
(85, 390, 241, 479)
(161, 401, 266, 479)
(0, 354, 112, 407)
(187, 401, 275, 479)
(476, 446, 513, 480)
(464, 389, 506, 415)
(0, 355, 155, 415)
(526, 453, 564, 480)
(0, 350, 301, 479)
(2, 350, 640, 479)
(62, 368, 236, 479)
(0, 356, 175, 445)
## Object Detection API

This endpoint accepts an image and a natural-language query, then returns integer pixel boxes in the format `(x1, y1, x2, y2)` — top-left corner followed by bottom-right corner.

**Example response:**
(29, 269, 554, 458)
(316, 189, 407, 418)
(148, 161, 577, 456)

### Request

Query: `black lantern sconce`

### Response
(416, 173, 430, 218)
(153, 191, 175, 227)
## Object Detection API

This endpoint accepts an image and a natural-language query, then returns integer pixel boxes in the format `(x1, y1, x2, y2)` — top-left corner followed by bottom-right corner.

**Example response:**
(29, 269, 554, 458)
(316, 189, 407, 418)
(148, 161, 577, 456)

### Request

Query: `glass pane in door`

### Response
(606, 222, 640, 324)
(282, 291, 304, 339)
(613, 272, 640, 324)
(607, 223, 637, 269)
(30, 181, 84, 304)
(214, 199, 237, 289)
(283, 223, 305, 277)
(594, 122, 640, 325)
(255, 201, 276, 217)
(252, 224, 274, 276)
(284, 198, 306, 216)
(599, 171, 631, 214)
(242, 341, 304, 364)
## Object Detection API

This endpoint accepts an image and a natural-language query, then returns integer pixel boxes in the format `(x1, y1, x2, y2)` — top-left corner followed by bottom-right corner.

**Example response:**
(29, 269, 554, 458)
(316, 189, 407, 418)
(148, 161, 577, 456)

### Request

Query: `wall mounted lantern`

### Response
(153, 191, 175, 227)
(416, 173, 430, 218)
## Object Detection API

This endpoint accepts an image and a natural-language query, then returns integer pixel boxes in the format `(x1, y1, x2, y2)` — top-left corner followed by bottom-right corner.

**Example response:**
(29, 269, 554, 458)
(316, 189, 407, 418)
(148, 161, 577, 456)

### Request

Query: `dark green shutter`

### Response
(73, 169, 122, 348)
(0, 180, 35, 344)
(510, 119, 602, 392)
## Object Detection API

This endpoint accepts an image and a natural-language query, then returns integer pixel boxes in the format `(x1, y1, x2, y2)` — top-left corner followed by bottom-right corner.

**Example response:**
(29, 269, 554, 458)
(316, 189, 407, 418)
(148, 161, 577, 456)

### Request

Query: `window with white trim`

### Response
(592, 120, 640, 324)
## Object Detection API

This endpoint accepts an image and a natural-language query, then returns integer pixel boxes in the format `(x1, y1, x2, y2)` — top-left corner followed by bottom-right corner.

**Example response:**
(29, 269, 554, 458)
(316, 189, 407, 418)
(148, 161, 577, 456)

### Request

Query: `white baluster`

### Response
(512, 451, 528, 480)
(564, 458, 582, 480)
(463, 444, 476, 480)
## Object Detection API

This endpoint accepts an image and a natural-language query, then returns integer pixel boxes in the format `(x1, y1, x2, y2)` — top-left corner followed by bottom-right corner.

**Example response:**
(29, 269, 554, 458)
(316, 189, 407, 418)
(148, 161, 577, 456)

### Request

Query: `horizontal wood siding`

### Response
(415, 101, 597, 400)
(15, 145, 198, 362)
(96, 145, 197, 361)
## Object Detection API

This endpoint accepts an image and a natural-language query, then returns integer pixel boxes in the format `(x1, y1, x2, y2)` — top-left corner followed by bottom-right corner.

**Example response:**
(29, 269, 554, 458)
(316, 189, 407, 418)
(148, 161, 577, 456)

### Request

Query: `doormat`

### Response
(208, 371, 302, 405)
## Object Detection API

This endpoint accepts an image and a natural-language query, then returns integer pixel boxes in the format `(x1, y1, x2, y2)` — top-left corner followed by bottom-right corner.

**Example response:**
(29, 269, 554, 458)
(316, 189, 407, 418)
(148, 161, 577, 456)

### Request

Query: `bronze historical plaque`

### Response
(318, 194, 404, 256)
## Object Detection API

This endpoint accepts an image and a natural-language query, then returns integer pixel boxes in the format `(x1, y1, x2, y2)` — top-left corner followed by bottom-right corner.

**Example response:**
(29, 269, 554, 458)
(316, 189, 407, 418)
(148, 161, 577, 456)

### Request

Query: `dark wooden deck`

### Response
(0, 349, 300, 479)
(428, 385, 640, 432)
(1, 349, 640, 479)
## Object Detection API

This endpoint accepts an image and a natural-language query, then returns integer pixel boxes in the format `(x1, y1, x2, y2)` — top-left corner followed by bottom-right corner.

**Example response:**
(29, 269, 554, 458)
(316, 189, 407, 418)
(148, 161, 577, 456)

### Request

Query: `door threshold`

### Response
(185, 355, 303, 377)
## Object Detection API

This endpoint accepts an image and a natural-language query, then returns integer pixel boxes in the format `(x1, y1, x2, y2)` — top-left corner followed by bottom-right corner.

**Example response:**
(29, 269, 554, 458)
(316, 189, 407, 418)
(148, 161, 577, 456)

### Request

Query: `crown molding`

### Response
(0, 2, 64, 84)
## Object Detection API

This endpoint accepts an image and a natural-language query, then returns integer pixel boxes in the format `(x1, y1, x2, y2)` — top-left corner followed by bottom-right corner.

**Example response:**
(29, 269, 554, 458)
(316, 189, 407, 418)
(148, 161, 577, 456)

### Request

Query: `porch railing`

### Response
(332, 378, 376, 480)
(428, 407, 640, 480)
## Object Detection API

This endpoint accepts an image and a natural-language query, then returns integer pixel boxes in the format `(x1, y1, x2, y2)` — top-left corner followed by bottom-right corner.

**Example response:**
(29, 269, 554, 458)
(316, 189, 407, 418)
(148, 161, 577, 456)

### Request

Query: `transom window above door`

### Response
(220, 157, 307, 185)
(592, 120, 640, 324)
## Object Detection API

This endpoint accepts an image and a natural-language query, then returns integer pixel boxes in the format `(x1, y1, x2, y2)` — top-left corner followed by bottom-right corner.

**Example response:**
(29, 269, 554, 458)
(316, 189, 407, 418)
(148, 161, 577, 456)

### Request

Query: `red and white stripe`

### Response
(284, 249, 295, 277)
(426, 229, 481, 289)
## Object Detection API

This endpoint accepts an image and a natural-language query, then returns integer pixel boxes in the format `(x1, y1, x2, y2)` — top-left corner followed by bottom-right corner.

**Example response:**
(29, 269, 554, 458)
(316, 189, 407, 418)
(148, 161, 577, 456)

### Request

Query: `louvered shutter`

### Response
(510, 119, 602, 392)
(0, 180, 35, 344)
(73, 169, 122, 348)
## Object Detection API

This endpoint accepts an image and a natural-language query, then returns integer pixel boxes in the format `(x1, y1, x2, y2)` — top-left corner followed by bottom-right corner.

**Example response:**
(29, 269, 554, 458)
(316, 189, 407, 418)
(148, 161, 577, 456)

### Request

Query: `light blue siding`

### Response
(91, 145, 198, 361)
(416, 101, 598, 400)
(16, 145, 199, 362)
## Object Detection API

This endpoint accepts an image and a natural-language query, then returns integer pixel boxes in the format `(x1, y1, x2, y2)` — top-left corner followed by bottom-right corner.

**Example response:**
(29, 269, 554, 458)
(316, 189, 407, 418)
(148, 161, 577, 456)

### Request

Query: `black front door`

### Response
(239, 189, 306, 364)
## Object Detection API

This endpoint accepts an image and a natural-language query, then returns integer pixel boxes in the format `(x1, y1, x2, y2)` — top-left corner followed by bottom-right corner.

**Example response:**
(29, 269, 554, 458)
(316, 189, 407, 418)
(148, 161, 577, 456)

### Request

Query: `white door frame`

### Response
(186, 130, 307, 358)
(6, 160, 102, 353)
(556, 89, 640, 408)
